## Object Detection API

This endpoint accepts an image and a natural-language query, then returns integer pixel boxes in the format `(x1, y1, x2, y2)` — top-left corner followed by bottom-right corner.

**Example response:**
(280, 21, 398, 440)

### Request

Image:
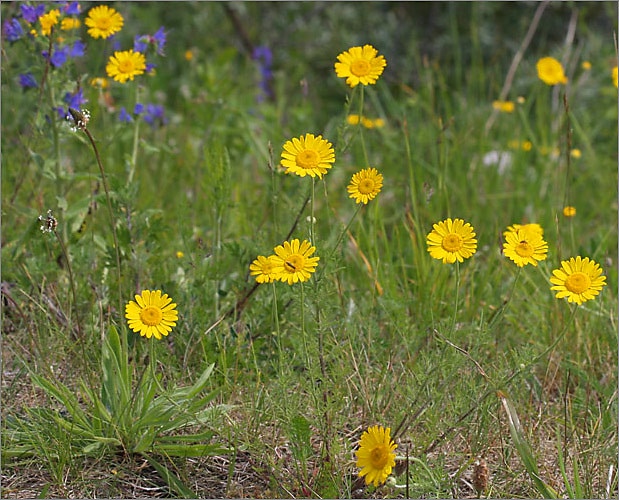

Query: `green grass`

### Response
(1, 2, 617, 498)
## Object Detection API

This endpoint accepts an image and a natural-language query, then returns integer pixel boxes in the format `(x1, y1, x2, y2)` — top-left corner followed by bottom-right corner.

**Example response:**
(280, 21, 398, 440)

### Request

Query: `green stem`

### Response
(300, 282, 310, 370)
(128, 86, 141, 184)
(450, 261, 461, 334)
(357, 86, 370, 166)
(271, 281, 283, 375)
(83, 127, 123, 314)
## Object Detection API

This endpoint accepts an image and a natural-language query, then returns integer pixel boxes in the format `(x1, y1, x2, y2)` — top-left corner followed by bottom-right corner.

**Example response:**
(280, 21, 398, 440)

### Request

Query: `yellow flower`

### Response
(39, 9, 60, 36)
(550, 257, 606, 305)
(492, 100, 515, 113)
(356, 425, 397, 487)
(536, 56, 568, 85)
(271, 239, 319, 285)
(612, 66, 618, 88)
(184, 49, 194, 61)
(504, 223, 544, 237)
(335, 44, 387, 88)
(347, 168, 384, 205)
(90, 77, 109, 89)
(373, 118, 385, 128)
(426, 218, 477, 264)
(570, 148, 582, 159)
(85, 5, 124, 39)
(176, 251, 184, 259)
(281, 133, 335, 179)
(517, 96, 526, 104)
(125, 290, 178, 340)
(249, 255, 280, 284)
(61, 17, 81, 31)
(503, 227, 548, 267)
(106, 50, 146, 83)
(581, 61, 592, 70)
(562, 206, 576, 217)
(347, 114, 361, 125)
(361, 117, 375, 128)
(522, 140, 533, 152)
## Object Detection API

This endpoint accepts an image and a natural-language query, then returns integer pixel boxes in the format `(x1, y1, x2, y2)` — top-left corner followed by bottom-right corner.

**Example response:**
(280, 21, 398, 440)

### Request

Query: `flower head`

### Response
(504, 223, 544, 237)
(335, 44, 387, 88)
(612, 66, 618, 88)
(281, 133, 335, 179)
(39, 9, 60, 36)
(503, 227, 548, 267)
(563, 206, 576, 217)
(249, 255, 280, 283)
(492, 100, 515, 113)
(125, 290, 178, 340)
(38, 209, 58, 233)
(550, 257, 606, 305)
(426, 218, 477, 264)
(22, 4, 46, 24)
(271, 239, 319, 284)
(106, 50, 146, 83)
(3, 18, 24, 42)
(355, 425, 397, 487)
(61, 17, 81, 30)
(19, 73, 38, 89)
(536, 56, 568, 85)
(347, 167, 384, 204)
(85, 5, 124, 39)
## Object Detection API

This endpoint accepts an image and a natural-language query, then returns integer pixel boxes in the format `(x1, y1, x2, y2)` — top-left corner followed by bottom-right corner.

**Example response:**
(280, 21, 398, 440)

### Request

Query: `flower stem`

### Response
(450, 261, 461, 334)
(83, 127, 123, 314)
(357, 85, 370, 166)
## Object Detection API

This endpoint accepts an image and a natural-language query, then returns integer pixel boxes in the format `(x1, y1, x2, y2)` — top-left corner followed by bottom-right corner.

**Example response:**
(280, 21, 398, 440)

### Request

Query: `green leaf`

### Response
(498, 392, 559, 498)
(143, 454, 197, 498)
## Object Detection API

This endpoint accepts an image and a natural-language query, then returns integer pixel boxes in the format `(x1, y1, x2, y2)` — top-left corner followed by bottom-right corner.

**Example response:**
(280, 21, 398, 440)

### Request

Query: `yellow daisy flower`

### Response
(106, 50, 146, 83)
(492, 100, 515, 113)
(612, 66, 618, 88)
(550, 256, 606, 305)
(249, 255, 280, 284)
(271, 239, 319, 285)
(536, 56, 568, 85)
(503, 227, 548, 267)
(562, 206, 576, 217)
(504, 223, 544, 238)
(61, 17, 81, 31)
(335, 44, 387, 88)
(347, 167, 384, 205)
(426, 218, 477, 264)
(39, 9, 60, 36)
(355, 425, 397, 487)
(281, 133, 335, 179)
(125, 290, 178, 340)
(347, 114, 361, 125)
(85, 5, 124, 39)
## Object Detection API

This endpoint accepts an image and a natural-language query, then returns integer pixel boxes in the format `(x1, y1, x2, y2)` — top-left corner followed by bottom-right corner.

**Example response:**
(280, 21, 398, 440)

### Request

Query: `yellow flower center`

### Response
(369, 445, 389, 468)
(565, 272, 591, 294)
(96, 18, 112, 29)
(296, 149, 319, 169)
(442, 233, 463, 252)
(515, 241, 534, 258)
(140, 306, 163, 326)
(358, 179, 375, 194)
(351, 59, 371, 77)
(118, 59, 135, 73)
(284, 255, 304, 272)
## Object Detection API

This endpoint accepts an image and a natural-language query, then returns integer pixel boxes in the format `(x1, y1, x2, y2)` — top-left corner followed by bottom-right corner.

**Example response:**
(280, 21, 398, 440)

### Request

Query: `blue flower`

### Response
(49, 46, 69, 67)
(21, 4, 46, 24)
(59, 1, 81, 15)
(3, 18, 24, 42)
(133, 35, 148, 53)
(152, 27, 167, 55)
(68, 39, 85, 57)
(63, 88, 87, 109)
(143, 104, 167, 127)
(146, 63, 156, 74)
(19, 73, 38, 88)
(134, 103, 144, 115)
(252, 45, 274, 101)
(118, 107, 133, 123)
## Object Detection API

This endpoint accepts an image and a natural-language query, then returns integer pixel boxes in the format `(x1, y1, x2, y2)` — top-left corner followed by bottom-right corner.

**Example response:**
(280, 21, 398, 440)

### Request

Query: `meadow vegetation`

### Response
(1, 2, 617, 498)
